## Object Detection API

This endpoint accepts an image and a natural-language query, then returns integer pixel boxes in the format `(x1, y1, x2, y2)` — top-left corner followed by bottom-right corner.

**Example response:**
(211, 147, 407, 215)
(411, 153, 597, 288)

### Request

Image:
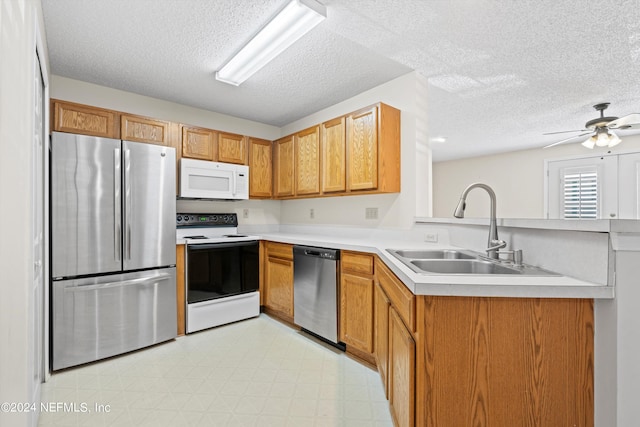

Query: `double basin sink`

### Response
(387, 249, 558, 276)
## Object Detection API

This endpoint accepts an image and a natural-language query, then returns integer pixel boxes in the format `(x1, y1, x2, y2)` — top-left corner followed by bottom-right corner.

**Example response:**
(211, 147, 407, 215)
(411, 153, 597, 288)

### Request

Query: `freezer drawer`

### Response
(52, 268, 177, 370)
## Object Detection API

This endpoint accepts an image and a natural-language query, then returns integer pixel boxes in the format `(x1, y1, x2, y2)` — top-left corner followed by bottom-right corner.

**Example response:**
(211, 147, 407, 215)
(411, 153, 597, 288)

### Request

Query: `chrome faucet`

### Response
(453, 183, 506, 259)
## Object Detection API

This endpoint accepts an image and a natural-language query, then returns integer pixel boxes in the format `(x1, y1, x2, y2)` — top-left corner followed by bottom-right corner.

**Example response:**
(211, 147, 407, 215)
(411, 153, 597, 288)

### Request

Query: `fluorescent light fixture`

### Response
(215, 0, 326, 86)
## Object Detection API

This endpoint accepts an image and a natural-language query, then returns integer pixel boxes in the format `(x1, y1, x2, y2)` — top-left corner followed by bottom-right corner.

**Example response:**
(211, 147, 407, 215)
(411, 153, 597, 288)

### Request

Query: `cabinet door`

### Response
(121, 113, 171, 146)
(347, 106, 378, 191)
(265, 256, 294, 318)
(389, 307, 415, 427)
(374, 282, 390, 397)
(340, 273, 374, 354)
(295, 126, 321, 195)
(248, 138, 273, 198)
(274, 135, 295, 197)
(52, 100, 119, 138)
(218, 132, 247, 165)
(181, 125, 216, 161)
(322, 117, 346, 193)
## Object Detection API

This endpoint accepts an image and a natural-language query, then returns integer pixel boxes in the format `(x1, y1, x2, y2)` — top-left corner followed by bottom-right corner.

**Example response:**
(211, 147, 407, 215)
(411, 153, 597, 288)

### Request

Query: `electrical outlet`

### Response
(310, 208, 315, 219)
(424, 233, 438, 243)
(243, 208, 249, 219)
(365, 207, 378, 220)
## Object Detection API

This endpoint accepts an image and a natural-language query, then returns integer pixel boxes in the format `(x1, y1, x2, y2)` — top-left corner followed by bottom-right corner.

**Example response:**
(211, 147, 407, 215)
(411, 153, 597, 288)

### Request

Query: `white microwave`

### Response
(179, 158, 249, 200)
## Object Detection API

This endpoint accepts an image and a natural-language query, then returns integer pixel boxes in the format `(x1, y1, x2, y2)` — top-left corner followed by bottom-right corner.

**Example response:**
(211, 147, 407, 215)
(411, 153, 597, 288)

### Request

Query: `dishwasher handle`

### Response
(293, 245, 340, 260)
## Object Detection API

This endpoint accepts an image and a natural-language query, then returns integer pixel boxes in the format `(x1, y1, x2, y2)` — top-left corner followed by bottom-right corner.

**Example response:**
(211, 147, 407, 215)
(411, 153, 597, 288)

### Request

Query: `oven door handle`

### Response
(187, 241, 257, 251)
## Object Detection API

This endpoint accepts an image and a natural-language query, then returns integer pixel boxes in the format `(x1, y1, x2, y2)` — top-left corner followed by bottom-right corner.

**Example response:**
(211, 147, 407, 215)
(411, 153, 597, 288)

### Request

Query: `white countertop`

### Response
(254, 231, 614, 300)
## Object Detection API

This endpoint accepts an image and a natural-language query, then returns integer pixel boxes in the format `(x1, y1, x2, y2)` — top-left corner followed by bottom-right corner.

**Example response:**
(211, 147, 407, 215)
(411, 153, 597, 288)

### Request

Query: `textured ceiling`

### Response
(42, 0, 640, 161)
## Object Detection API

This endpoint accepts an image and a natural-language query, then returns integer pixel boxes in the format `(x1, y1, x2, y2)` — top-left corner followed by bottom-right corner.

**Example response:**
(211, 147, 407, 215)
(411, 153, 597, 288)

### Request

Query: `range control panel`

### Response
(176, 213, 238, 227)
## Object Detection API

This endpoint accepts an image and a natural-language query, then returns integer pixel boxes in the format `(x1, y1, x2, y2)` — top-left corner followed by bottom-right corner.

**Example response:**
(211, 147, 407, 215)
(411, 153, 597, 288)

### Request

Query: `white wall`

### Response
(0, 1, 47, 426)
(432, 134, 640, 218)
(51, 75, 281, 141)
(279, 71, 431, 229)
(53, 72, 432, 230)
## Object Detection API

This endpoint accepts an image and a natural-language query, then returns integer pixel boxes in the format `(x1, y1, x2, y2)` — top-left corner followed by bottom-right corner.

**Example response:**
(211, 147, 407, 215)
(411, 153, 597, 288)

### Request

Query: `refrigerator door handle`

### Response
(114, 148, 122, 262)
(124, 148, 132, 260)
(65, 272, 172, 292)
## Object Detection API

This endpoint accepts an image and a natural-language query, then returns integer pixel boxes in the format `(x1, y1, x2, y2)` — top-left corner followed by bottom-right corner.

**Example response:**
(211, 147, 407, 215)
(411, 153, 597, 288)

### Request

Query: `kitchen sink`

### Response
(389, 249, 476, 260)
(387, 248, 560, 276)
(410, 259, 521, 275)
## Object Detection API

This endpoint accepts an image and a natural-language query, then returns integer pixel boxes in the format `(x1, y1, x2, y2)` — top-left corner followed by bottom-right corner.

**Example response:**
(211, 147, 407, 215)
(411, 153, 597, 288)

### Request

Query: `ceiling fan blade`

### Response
(543, 132, 592, 149)
(543, 129, 588, 135)
(607, 113, 640, 129)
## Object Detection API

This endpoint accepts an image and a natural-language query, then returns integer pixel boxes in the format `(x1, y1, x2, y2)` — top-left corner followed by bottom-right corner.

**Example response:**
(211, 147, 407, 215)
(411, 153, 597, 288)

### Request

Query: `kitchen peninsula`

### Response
(227, 217, 631, 427)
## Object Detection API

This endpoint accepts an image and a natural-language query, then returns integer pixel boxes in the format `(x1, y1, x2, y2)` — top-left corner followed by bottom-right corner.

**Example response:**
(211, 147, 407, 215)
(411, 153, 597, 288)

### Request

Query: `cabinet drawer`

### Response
(376, 258, 415, 333)
(342, 251, 374, 275)
(266, 242, 293, 260)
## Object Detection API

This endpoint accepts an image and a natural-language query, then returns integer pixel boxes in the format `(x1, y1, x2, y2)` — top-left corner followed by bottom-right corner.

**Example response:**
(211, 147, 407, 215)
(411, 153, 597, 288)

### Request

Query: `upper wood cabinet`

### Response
(275, 102, 400, 199)
(274, 135, 295, 198)
(248, 138, 273, 199)
(181, 125, 216, 161)
(294, 126, 321, 195)
(346, 103, 400, 192)
(52, 99, 119, 138)
(218, 132, 247, 165)
(347, 106, 378, 191)
(121, 113, 172, 146)
(321, 117, 346, 193)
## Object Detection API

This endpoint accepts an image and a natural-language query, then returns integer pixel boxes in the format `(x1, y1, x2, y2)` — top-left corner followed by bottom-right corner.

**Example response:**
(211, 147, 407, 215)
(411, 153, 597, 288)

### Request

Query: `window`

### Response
(547, 151, 640, 219)
(546, 155, 617, 219)
(562, 168, 598, 219)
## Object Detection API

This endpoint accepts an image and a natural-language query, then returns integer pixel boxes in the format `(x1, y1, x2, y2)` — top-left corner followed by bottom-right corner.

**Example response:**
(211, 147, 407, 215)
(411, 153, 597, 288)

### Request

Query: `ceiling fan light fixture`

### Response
(608, 131, 622, 147)
(595, 131, 610, 147)
(581, 136, 596, 149)
(215, 0, 326, 86)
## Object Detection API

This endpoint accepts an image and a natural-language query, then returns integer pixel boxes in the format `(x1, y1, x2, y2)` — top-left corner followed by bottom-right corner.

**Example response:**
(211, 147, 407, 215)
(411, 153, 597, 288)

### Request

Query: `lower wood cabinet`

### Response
(419, 296, 594, 427)
(388, 306, 415, 427)
(374, 281, 390, 397)
(376, 258, 416, 427)
(339, 251, 375, 365)
(263, 242, 294, 323)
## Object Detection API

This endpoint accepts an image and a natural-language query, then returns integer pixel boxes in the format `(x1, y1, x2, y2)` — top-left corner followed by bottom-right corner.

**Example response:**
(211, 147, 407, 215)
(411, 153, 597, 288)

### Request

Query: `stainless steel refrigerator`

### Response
(51, 131, 177, 370)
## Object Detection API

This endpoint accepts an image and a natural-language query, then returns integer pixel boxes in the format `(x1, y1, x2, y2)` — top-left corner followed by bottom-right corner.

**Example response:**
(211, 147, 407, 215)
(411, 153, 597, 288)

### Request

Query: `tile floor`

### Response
(38, 315, 393, 426)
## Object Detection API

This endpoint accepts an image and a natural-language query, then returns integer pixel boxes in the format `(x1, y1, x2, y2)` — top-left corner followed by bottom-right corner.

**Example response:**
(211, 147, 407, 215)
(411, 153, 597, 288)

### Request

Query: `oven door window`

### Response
(187, 241, 259, 303)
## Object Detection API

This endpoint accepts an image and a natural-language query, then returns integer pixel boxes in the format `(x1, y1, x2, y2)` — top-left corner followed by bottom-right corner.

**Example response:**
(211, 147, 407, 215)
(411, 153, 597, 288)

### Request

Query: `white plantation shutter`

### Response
(546, 155, 617, 219)
(562, 168, 598, 219)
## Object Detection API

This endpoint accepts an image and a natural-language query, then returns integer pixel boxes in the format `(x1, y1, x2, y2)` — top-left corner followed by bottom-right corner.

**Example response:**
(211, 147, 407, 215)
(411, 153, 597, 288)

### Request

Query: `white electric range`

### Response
(177, 213, 260, 333)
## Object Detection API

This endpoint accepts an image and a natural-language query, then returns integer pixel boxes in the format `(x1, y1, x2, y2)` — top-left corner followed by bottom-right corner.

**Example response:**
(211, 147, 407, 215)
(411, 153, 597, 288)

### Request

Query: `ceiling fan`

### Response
(543, 103, 640, 149)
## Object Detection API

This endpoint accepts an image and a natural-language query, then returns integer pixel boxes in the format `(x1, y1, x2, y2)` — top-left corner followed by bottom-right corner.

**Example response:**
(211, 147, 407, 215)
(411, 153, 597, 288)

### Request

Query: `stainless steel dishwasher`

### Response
(293, 245, 343, 348)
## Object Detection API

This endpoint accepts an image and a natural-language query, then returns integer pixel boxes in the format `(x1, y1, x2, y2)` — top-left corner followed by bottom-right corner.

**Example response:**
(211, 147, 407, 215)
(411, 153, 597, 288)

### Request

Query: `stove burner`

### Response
(185, 235, 208, 239)
(224, 234, 248, 238)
